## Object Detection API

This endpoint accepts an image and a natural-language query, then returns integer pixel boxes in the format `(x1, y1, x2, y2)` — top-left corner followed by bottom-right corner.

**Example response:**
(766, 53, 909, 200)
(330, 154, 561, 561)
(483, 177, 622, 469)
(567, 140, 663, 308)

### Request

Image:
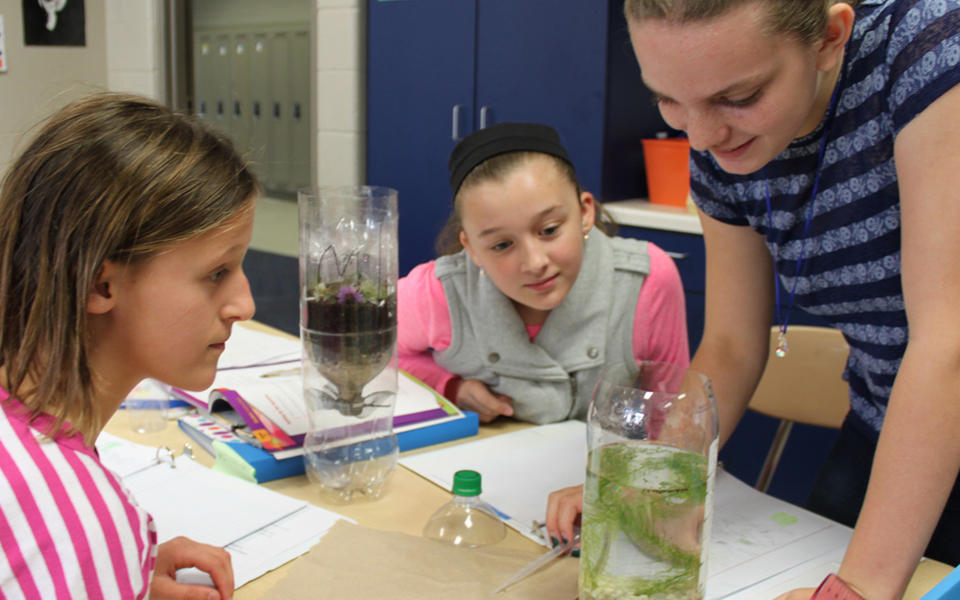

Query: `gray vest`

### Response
(434, 232, 650, 423)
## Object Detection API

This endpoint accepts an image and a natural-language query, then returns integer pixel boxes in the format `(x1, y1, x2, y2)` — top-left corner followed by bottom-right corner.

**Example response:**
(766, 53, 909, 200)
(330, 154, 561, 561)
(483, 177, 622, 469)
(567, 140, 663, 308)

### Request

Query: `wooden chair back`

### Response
(748, 325, 850, 492)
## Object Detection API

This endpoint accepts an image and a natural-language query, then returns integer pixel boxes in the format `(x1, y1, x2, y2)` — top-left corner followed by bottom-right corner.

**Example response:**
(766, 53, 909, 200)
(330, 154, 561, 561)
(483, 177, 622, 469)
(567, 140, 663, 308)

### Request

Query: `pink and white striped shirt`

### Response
(0, 387, 157, 599)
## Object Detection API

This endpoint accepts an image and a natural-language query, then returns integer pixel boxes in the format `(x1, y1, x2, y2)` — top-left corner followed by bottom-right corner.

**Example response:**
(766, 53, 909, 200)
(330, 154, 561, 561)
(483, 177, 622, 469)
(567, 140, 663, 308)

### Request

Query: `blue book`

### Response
(178, 409, 479, 484)
(920, 563, 960, 600)
(398, 409, 479, 452)
(177, 415, 303, 483)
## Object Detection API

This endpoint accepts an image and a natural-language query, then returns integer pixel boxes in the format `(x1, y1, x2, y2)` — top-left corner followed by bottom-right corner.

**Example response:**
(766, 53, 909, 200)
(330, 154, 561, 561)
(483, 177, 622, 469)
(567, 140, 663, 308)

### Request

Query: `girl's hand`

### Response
(545, 485, 583, 548)
(151, 536, 234, 600)
(456, 379, 514, 423)
(773, 588, 815, 600)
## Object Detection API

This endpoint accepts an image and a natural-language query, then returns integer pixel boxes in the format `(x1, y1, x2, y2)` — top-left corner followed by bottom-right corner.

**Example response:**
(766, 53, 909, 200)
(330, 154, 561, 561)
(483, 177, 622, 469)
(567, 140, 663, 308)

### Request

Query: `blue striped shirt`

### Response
(691, 0, 960, 438)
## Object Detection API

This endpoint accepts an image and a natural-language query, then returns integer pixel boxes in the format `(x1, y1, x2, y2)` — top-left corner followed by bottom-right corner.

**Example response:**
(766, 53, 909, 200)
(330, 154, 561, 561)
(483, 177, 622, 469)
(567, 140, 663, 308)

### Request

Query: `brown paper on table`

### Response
(262, 520, 579, 599)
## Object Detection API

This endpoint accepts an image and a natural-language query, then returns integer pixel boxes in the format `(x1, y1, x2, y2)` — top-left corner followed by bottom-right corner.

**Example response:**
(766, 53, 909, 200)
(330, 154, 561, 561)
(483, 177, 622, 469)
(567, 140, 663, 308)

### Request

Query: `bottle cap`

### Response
(452, 469, 482, 496)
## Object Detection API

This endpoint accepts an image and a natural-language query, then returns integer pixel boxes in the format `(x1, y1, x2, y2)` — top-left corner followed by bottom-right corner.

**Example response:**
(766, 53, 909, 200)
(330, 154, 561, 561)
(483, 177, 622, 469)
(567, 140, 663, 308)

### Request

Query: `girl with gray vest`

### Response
(398, 122, 689, 424)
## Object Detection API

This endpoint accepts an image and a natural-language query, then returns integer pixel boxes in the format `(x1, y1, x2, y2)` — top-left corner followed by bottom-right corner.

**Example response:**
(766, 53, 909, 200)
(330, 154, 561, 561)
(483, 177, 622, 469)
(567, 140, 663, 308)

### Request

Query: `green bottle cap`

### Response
(452, 469, 482, 496)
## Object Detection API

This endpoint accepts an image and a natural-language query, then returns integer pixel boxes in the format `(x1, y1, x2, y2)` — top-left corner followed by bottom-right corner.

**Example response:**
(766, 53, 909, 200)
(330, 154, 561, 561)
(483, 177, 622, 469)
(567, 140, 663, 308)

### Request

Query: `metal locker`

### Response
(212, 34, 232, 140)
(268, 32, 292, 192)
(194, 33, 217, 125)
(289, 30, 310, 192)
(193, 23, 310, 196)
(248, 34, 271, 184)
(229, 33, 252, 162)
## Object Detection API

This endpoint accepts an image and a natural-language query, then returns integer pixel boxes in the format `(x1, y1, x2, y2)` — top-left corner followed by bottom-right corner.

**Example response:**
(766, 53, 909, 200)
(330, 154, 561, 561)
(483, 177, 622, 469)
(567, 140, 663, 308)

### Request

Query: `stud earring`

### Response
(480, 268, 486, 278)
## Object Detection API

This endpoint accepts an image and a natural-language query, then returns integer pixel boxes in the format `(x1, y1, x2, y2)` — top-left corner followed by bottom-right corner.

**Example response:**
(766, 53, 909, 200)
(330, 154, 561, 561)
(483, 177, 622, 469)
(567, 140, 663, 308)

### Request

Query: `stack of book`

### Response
(165, 325, 478, 482)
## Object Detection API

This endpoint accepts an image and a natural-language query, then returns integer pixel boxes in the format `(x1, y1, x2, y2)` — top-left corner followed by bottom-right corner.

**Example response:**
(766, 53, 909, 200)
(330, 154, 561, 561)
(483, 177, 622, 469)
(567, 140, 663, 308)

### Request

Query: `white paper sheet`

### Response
(96, 432, 350, 587)
(706, 473, 852, 598)
(219, 325, 301, 369)
(400, 421, 588, 546)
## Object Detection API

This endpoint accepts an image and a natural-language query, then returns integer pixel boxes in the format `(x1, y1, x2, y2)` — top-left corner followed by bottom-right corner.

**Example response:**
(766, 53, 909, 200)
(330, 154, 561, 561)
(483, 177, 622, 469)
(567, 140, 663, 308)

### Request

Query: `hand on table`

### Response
(455, 379, 514, 423)
(151, 536, 234, 600)
(545, 484, 583, 548)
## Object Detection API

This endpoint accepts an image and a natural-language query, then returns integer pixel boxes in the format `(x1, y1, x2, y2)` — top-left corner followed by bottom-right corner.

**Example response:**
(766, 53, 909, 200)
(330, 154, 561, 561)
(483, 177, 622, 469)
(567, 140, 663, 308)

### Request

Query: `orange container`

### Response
(642, 138, 690, 207)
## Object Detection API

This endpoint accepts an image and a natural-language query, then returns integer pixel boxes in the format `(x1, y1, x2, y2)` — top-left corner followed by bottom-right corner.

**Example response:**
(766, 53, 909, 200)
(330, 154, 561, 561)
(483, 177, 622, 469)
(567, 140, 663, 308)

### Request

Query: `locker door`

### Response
(289, 30, 310, 192)
(248, 34, 271, 185)
(230, 33, 252, 158)
(268, 32, 292, 192)
(194, 33, 217, 124)
(211, 34, 233, 139)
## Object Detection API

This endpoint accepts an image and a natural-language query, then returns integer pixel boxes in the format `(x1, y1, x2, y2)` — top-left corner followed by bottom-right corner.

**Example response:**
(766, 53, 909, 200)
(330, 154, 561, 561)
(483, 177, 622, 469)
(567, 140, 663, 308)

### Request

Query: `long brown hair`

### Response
(0, 93, 259, 444)
(434, 151, 615, 256)
(624, 0, 859, 44)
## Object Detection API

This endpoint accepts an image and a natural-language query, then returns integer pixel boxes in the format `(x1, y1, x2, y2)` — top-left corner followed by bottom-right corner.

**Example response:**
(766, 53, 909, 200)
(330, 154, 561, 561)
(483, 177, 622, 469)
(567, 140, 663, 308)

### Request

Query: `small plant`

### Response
(304, 256, 397, 409)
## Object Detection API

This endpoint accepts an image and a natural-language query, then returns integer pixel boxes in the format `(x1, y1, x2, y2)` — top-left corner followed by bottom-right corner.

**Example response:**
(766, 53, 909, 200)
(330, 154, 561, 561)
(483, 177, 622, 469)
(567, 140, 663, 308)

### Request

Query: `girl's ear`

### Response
(459, 229, 480, 266)
(579, 191, 597, 234)
(817, 3, 854, 72)
(87, 261, 119, 315)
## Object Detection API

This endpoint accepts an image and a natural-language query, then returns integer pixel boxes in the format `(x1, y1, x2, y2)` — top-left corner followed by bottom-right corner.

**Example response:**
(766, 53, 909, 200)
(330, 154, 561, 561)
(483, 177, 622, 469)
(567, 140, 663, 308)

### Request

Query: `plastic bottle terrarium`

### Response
(298, 186, 399, 503)
(580, 362, 718, 600)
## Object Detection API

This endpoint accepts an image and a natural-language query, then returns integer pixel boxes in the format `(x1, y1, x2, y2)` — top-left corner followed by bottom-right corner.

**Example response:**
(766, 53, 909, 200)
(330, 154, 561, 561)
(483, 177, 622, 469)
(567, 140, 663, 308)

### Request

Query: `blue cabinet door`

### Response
(475, 1, 609, 196)
(367, 0, 477, 275)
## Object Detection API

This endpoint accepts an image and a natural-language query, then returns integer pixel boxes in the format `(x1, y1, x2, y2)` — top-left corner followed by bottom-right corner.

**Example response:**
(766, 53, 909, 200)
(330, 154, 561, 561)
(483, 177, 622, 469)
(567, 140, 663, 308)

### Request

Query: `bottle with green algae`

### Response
(580, 361, 718, 600)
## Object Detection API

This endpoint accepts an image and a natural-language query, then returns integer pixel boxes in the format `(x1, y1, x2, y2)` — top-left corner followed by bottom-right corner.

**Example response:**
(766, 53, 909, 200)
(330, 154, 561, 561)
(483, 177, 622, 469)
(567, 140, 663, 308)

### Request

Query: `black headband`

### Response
(447, 122, 573, 197)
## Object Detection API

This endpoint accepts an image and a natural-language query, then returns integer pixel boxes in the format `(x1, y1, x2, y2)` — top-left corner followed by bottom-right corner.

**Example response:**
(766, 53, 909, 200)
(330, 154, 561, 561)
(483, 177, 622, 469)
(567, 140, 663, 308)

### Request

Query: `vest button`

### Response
(488, 352, 500, 363)
(587, 347, 599, 359)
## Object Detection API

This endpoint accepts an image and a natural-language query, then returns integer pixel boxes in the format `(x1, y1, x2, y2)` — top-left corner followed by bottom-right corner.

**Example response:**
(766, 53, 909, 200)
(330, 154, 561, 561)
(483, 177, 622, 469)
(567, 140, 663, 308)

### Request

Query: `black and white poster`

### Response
(22, 0, 85, 47)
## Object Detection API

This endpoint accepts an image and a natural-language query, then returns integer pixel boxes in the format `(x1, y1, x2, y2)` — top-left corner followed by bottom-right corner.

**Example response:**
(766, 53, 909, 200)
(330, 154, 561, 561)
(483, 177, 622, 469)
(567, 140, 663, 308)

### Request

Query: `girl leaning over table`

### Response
(547, 1, 960, 599)
(0, 93, 260, 599)
(397, 122, 690, 424)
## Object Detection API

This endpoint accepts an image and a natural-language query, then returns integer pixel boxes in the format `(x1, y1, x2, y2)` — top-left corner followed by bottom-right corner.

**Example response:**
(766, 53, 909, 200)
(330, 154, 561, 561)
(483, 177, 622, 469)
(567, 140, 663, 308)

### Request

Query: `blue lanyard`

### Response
(765, 70, 843, 357)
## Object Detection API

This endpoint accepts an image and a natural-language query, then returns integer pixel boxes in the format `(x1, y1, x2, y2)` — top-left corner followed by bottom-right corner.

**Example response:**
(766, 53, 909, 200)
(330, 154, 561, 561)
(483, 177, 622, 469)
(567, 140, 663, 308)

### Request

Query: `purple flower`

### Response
(336, 285, 364, 303)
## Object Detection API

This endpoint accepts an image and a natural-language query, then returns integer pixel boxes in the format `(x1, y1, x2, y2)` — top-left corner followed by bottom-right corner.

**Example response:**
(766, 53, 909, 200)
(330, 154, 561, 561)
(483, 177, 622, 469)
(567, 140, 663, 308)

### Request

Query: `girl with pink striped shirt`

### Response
(0, 93, 258, 599)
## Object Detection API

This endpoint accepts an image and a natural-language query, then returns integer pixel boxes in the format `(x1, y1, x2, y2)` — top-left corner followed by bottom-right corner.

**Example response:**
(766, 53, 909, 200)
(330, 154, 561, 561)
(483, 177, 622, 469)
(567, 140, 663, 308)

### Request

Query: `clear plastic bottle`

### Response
(423, 469, 506, 547)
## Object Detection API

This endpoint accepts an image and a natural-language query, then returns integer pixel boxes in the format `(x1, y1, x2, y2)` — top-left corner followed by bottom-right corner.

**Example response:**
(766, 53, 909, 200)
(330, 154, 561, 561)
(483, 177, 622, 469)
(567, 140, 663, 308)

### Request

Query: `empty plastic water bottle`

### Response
(423, 469, 506, 547)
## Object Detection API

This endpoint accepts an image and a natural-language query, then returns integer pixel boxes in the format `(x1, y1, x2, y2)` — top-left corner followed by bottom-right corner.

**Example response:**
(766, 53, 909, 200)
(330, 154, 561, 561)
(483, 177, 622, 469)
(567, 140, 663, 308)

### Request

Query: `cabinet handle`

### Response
(451, 104, 462, 141)
(665, 251, 689, 261)
(479, 106, 490, 129)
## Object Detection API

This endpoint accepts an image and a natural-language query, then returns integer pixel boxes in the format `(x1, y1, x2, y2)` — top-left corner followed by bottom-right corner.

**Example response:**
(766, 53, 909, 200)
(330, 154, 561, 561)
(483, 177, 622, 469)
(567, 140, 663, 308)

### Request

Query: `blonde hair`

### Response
(435, 151, 615, 256)
(624, 0, 858, 44)
(0, 93, 259, 444)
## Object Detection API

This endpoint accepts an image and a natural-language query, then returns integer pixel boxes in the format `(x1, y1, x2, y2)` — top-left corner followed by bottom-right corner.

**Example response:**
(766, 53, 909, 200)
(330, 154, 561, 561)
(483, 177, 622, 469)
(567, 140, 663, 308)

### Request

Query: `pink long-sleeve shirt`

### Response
(398, 242, 690, 400)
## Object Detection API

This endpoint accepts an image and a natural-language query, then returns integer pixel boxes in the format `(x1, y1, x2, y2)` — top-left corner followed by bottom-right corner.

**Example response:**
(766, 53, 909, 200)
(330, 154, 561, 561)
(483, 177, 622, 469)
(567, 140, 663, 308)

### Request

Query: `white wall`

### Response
(315, 0, 364, 187)
(105, 0, 163, 99)
(0, 0, 108, 175)
(0, 0, 365, 257)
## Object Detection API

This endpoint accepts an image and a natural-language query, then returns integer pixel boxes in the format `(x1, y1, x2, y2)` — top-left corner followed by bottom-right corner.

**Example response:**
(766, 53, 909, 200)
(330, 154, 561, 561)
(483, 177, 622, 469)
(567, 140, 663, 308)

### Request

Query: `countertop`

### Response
(603, 198, 703, 235)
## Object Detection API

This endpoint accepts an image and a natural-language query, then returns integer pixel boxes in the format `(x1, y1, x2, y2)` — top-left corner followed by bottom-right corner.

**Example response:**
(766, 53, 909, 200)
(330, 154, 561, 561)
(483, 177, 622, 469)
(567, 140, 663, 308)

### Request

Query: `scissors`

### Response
(491, 529, 580, 595)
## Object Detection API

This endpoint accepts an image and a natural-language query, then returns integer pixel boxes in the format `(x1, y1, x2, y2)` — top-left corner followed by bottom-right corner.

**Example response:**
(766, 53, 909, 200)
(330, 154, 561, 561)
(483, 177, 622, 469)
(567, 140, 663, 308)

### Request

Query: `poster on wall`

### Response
(0, 15, 7, 72)
(22, 0, 85, 47)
